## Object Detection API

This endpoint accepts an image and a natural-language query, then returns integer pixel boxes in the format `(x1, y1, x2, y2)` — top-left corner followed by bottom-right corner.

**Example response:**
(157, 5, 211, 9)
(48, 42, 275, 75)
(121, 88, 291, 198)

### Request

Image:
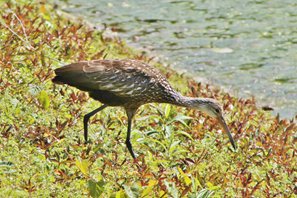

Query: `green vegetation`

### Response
(0, 1, 296, 197)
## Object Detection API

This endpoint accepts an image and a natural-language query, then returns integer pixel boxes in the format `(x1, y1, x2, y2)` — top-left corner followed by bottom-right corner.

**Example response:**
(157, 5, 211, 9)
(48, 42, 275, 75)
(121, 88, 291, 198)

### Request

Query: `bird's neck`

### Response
(171, 92, 203, 109)
(162, 90, 209, 111)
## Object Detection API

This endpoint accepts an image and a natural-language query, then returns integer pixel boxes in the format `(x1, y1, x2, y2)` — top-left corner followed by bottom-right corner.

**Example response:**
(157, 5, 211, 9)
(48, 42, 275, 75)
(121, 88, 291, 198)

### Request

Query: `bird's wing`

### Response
(54, 59, 174, 98)
(82, 59, 166, 97)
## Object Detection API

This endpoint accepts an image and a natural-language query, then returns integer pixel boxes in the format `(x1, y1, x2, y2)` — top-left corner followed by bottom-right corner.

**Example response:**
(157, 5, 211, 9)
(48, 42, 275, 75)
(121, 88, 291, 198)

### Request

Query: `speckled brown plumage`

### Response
(53, 59, 236, 159)
(53, 59, 180, 108)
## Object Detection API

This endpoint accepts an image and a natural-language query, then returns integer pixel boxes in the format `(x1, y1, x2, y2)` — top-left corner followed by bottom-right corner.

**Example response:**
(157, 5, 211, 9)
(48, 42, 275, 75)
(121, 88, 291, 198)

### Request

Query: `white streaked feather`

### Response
(126, 90, 134, 95)
(102, 83, 114, 89)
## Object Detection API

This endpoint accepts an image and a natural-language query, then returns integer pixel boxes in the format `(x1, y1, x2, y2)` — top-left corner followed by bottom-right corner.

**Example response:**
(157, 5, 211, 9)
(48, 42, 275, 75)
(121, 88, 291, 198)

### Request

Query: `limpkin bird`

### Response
(53, 59, 236, 158)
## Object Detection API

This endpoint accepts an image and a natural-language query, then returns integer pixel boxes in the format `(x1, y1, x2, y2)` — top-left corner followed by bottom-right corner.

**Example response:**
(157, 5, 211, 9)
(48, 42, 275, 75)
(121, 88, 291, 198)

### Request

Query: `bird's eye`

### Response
(215, 108, 220, 113)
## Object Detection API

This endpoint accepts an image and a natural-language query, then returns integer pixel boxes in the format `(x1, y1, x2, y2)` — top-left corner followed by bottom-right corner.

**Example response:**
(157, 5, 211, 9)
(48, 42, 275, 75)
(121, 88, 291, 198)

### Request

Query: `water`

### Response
(58, 0, 297, 118)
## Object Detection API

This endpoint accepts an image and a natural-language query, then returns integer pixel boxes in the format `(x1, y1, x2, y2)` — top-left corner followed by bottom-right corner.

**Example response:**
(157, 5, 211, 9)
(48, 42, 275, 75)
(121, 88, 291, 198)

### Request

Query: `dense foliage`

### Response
(0, 1, 296, 197)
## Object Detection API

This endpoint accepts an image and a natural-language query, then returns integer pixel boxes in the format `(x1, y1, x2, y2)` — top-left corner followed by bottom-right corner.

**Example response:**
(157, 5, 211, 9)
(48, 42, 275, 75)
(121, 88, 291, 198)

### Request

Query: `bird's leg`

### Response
(125, 108, 137, 159)
(83, 104, 107, 143)
(126, 118, 135, 159)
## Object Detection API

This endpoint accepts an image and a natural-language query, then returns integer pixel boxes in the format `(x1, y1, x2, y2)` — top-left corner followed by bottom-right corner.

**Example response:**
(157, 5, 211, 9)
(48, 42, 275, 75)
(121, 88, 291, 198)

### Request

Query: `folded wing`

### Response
(53, 59, 167, 98)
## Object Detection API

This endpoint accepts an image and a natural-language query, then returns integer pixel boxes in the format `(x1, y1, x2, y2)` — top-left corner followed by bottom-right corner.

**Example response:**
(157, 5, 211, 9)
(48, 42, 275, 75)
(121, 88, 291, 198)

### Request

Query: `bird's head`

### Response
(191, 98, 237, 150)
(193, 98, 223, 118)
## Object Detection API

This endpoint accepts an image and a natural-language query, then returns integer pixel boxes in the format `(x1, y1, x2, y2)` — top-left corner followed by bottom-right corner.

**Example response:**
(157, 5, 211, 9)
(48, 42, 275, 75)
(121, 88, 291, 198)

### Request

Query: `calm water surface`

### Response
(59, 0, 297, 118)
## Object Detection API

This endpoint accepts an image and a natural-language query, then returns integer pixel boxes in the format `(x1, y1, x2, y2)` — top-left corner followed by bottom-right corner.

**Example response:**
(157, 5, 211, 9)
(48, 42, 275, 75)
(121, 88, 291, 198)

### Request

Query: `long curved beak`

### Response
(218, 115, 236, 150)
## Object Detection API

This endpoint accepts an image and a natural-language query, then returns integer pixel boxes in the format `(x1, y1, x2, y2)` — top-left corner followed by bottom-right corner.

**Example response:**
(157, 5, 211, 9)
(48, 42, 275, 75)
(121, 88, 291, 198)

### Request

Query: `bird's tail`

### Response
(52, 75, 65, 84)
(51, 62, 94, 91)
(52, 62, 84, 85)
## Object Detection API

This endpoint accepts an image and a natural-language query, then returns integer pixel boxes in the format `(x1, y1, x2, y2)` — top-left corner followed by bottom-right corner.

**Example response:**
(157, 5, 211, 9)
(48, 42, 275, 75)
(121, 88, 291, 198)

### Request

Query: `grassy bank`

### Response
(0, 1, 296, 197)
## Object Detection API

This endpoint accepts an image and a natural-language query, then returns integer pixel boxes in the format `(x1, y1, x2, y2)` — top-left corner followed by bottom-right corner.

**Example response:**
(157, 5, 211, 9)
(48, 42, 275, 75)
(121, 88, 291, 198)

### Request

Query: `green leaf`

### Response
(88, 179, 105, 198)
(123, 185, 137, 198)
(75, 159, 90, 175)
(168, 114, 192, 126)
(177, 167, 192, 185)
(0, 161, 14, 166)
(169, 140, 181, 154)
(164, 181, 179, 198)
(116, 189, 125, 198)
(164, 104, 171, 119)
(145, 130, 159, 136)
(196, 189, 214, 198)
(141, 180, 157, 197)
(38, 90, 50, 109)
(150, 139, 167, 151)
(175, 131, 194, 140)
(206, 182, 220, 191)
